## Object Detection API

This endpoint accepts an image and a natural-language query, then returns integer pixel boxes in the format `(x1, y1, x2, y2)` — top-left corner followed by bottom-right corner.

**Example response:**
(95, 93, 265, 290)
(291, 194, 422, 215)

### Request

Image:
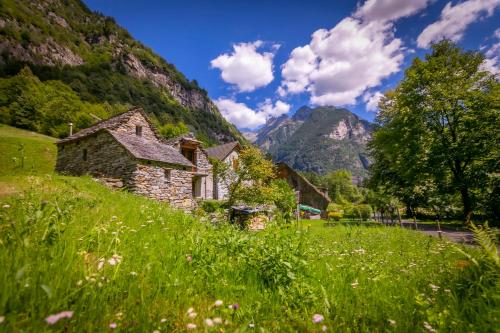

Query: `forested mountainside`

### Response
(254, 106, 373, 178)
(0, 0, 244, 144)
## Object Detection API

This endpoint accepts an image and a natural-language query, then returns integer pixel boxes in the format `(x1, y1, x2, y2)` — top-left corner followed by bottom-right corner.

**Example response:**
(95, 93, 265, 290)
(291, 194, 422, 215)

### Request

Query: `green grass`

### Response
(0, 125, 499, 332)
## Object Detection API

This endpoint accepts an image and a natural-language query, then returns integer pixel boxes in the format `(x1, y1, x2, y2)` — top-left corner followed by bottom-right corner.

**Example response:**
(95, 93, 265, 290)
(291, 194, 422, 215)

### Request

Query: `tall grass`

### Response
(0, 125, 498, 332)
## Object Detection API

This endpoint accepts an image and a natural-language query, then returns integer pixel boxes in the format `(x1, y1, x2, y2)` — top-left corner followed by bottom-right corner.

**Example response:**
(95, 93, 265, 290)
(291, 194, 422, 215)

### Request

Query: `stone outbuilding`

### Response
(277, 162, 331, 213)
(205, 141, 240, 200)
(55, 107, 213, 209)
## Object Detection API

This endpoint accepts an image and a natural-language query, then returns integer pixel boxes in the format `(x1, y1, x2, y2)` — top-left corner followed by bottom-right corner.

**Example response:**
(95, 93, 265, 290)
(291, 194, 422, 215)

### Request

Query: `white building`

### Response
(205, 141, 240, 200)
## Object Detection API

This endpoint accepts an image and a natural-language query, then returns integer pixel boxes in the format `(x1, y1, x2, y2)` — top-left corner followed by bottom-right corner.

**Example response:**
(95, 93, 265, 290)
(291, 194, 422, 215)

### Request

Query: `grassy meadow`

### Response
(0, 125, 499, 332)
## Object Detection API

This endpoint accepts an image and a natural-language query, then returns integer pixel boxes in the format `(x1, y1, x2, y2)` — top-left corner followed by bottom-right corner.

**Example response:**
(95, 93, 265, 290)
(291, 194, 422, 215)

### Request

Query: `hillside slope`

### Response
(0, 125, 496, 332)
(255, 106, 373, 177)
(0, 0, 244, 144)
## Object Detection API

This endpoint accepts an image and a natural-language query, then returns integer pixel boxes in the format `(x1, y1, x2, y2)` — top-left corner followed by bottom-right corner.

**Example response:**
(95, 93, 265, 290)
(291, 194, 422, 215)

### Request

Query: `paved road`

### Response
(400, 221, 475, 245)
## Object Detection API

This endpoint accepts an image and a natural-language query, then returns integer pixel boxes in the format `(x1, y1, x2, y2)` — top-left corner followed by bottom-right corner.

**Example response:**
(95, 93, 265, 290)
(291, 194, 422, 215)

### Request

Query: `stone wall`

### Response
(111, 112, 158, 141)
(195, 148, 213, 199)
(214, 150, 238, 200)
(131, 164, 193, 209)
(55, 131, 137, 183)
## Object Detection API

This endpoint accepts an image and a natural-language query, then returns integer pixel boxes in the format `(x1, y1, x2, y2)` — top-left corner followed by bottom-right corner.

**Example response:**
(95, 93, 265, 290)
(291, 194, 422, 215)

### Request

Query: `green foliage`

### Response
(369, 40, 500, 221)
(0, 0, 246, 145)
(269, 179, 297, 223)
(199, 199, 225, 214)
(325, 169, 363, 203)
(0, 67, 124, 138)
(0, 122, 498, 332)
(158, 121, 189, 139)
(219, 146, 296, 222)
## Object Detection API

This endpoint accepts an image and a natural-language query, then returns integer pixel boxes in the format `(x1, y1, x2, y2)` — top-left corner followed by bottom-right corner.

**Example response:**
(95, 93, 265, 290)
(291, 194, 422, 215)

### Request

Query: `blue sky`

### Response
(83, 0, 499, 130)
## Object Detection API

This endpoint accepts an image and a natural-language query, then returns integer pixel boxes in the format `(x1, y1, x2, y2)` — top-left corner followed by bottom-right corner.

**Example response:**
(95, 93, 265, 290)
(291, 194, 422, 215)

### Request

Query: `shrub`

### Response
(357, 204, 373, 221)
(200, 199, 224, 213)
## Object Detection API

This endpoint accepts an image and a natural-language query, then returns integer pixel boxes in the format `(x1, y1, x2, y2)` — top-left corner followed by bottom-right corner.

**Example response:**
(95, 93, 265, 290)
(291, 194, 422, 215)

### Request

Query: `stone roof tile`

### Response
(204, 141, 240, 160)
(108, 130, 193, 167)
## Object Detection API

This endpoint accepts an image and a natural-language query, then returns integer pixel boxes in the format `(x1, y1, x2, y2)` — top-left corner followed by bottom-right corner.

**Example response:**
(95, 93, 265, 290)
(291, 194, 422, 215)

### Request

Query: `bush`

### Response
(200, 199, 225, 213)
(357, 204, 373, 221)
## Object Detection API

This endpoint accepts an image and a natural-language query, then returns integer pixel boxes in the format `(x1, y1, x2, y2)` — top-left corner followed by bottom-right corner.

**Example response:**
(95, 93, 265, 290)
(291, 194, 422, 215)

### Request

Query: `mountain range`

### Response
(0, 0, 244, 144)
(252, 106, 373, 178)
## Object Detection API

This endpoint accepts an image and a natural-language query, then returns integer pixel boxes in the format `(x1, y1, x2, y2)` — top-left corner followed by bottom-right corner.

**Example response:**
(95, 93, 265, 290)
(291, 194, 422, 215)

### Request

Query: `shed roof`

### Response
(108, 130, 193, 167)
(205, 141, 240, 160)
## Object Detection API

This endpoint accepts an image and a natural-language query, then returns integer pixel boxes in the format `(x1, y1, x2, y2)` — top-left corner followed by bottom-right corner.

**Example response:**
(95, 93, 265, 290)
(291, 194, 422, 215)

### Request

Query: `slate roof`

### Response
(204, 141, 240, 160)
(55, 107, 193, 168)
(108, 131, 193, 167)
(56, 107, 159, 144)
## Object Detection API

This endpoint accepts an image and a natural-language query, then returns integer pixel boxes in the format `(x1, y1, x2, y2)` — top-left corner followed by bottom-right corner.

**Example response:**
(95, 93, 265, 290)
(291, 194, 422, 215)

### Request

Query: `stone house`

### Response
(55, 107, 213, 209)
(277, 162, 331, 213)
(205, 141, 240, 200)
(166, 134, 214, 200)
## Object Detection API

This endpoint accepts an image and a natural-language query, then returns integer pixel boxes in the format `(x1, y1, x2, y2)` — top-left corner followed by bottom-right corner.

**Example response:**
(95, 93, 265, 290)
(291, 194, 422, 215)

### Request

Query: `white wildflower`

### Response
(186, 323, 197, 330)
(423, 321, 436, 333)
(213, 317, 222, 324)
(205, 318, 214, 327)
(214, 300, 223, 307)
(429, 284, 440, 292)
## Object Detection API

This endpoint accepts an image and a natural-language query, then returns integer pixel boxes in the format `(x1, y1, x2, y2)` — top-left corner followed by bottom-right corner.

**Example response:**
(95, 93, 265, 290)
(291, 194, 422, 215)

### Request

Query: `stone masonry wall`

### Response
(131, 164, 193, 209)
(55, 131, 136, 184)
(111, 112, 158, 141)
(215, 150, 238, 200)
(195, 148, 213, 199)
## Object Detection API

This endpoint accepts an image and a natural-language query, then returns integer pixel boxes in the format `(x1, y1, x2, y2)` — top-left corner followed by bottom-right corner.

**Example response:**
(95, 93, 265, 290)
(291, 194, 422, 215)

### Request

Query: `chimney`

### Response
(69, 122, 73, 136)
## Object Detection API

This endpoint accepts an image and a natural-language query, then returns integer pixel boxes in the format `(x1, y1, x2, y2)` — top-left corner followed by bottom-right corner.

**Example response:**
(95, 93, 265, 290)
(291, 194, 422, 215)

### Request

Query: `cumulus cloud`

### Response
(417, 0, 500, 48)
(480, 29, 500, 75)
(280, 18, 404, 106)
(214, 98, 290, 129)
(280, 45, 317, 94)
(354, 0, 431, 22)
(363, 91, 384, 111)
(211, 41, 275, 92)
(258, 99, 291, 118)
(215, 98, 266, 129)
(278, 0, 431, 108)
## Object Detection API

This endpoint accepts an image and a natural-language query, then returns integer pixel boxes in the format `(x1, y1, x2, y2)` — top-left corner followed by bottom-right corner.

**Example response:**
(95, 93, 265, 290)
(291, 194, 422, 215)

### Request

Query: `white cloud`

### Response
(277, 0, 433, 108)
(280, 17, 405, 106)
(280, 45, 317, 94)
(417, 0, 500, 48)
(210, 41, 275, 92)
(363, 91, 384, 111)
(354, 0, 431, 22)
(258, 99, 291, 118)
(214, 98, 291, 129)
(480, 29, 500, 75)
(215, 98, 266, 129)
(495, 28, 500, 39)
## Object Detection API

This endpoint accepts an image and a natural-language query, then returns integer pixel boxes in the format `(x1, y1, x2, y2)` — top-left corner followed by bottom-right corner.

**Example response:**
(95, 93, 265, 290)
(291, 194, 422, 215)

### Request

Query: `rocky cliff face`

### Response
(0, 0, 243, 144)
(254, 106, 373, 177)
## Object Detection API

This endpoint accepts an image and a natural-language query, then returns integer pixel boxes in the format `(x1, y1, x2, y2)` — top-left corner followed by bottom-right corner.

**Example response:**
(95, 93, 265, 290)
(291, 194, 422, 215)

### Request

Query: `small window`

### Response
(135, 125, 142, 136)
(82, 149, 88, 161)
(164, 169, 171, 182)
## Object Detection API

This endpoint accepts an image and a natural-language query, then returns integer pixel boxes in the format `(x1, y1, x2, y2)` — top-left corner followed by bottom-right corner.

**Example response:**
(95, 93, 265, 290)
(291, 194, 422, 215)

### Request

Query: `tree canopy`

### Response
(369, 40, 500, 221)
